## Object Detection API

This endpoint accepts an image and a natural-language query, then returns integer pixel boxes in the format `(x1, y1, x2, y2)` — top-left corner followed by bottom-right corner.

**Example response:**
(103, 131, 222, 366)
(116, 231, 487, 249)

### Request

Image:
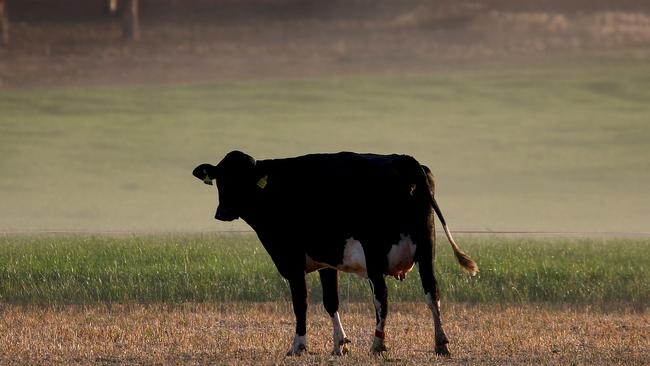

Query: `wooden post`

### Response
(122, 0, 140, 41)
(0, 0, 8, 47)
(106, 0, 119, 15)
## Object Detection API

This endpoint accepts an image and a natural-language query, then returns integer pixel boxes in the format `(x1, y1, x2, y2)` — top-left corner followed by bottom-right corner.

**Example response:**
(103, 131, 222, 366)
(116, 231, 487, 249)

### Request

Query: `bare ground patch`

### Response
(1, 302, 648, 365)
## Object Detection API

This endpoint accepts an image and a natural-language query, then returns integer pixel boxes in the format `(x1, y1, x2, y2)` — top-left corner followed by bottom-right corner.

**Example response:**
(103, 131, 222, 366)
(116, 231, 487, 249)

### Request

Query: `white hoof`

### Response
(370, 337, 388, 355)
(286, 334, 307, 356)
(331, 337, 351, 356)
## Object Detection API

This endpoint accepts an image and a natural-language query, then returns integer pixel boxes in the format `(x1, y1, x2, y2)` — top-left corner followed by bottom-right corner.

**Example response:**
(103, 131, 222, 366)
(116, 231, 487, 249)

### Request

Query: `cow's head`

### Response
(192, 150, 257, 222)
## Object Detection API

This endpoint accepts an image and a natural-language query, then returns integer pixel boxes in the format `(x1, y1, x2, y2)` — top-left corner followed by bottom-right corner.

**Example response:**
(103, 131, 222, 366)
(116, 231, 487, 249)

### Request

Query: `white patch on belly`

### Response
(304, 238, 368, 277)
(337, 238, 368, 278)
(387, 234, 416, 278)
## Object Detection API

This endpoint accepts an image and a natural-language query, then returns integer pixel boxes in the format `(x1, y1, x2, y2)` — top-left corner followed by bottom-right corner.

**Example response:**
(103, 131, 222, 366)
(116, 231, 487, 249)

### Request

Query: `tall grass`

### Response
(0, 234, 647, 306)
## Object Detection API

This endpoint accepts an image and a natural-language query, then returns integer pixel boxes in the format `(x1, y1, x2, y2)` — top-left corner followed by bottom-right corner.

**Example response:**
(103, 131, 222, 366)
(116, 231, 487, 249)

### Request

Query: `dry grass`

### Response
(1, 302, 648, 365)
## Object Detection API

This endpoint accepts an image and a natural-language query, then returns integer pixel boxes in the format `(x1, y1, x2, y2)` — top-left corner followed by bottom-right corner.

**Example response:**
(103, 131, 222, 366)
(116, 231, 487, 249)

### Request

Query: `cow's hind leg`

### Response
(319, 268, 351, 355)
(286, 273, 308, 356)
(368, 274, 388, 354)
(417, 240, 451, 356)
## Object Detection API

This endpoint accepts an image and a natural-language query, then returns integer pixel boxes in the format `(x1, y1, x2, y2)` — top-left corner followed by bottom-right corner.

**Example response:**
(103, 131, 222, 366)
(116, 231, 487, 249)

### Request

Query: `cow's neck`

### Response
(240, 212, 263, 232)
(238, 159, 277, 232)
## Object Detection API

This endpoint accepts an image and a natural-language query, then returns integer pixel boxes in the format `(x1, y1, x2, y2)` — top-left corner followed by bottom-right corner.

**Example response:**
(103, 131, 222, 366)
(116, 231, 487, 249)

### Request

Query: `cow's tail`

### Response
(422, 166, 478, 276)
(431, 197, 478, 276)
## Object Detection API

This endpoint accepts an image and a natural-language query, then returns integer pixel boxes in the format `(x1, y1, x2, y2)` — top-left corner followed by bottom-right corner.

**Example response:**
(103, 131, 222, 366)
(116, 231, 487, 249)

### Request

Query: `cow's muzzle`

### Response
(215, 206, 239, 221)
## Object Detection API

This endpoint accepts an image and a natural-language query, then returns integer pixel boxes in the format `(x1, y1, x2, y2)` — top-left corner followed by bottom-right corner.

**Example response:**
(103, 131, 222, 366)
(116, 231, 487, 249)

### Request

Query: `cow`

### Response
(192, 151, 477, 356)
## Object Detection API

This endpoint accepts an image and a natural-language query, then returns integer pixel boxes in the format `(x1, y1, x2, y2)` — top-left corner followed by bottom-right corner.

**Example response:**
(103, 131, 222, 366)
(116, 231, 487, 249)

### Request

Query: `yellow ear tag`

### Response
(257, 175, 268, 189)
(203, 175, 213, 185)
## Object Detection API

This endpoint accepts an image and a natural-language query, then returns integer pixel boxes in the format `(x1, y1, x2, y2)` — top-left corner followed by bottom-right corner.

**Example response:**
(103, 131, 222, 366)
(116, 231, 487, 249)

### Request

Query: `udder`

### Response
(386, 234, 416, 280)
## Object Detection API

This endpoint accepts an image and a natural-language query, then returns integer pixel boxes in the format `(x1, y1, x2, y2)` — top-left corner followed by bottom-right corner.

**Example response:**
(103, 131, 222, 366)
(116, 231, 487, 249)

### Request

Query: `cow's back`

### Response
(256, 152, 426, 236)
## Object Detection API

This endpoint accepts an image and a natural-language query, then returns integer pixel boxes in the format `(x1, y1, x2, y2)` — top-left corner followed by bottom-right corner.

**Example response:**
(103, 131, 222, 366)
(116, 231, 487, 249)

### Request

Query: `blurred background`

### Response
(1, 0, 649, 233)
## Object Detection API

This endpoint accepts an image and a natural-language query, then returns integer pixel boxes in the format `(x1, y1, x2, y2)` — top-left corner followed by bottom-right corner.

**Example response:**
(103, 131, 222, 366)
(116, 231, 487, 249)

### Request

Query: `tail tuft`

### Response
(454, 250, 479, 276)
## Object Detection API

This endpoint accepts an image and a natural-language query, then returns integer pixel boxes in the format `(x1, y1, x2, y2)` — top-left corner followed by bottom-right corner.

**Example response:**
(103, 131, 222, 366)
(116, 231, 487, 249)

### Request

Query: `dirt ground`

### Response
(1, 0, 650, 89)
(0, 302, 647, 365)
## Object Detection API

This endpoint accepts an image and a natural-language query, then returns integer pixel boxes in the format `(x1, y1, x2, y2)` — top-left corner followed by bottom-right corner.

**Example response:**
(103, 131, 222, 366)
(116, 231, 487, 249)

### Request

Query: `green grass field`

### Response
(1, 234, 648, 306)
(1, 57, 649, 233)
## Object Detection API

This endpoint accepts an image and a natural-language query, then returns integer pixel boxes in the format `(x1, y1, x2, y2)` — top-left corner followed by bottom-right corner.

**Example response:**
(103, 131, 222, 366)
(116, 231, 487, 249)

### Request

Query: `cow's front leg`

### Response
(368, 274, 388, 354)
(319, 268, 351, 355)
(286, 273, 308, 356)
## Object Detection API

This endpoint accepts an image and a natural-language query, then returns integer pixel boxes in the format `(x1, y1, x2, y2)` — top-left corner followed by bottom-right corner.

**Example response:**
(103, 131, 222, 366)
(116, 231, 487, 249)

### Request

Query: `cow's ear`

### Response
(192, 163, 216, 185)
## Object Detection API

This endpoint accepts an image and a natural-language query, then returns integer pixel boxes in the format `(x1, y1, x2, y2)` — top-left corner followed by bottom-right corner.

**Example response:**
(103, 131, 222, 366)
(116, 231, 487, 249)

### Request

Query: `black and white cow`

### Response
(193, 151, 477, 356)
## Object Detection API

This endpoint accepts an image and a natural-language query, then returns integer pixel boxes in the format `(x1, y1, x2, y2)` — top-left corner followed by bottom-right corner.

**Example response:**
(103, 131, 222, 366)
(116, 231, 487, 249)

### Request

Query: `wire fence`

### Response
(1, 229, 649, 237)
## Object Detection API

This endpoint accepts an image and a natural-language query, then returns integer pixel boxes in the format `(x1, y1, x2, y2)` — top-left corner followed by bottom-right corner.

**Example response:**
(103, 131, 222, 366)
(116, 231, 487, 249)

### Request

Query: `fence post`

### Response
(106, 0, 118, 15)
(0, 0, 8, 47)
(122, 0, 140, 41)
